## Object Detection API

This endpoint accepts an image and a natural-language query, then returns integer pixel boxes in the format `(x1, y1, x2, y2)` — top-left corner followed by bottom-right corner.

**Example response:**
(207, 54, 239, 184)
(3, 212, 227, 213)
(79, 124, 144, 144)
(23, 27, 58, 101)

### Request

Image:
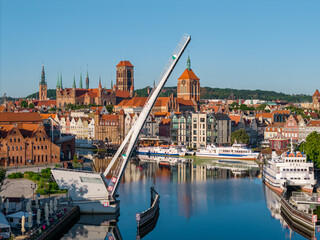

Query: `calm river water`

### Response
(61, 154, 318, 240)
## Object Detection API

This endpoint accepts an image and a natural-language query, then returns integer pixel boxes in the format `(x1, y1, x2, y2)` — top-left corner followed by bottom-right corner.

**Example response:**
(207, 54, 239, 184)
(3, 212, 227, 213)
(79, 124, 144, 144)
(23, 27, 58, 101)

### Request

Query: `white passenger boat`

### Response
(196, 143, 259, 161)
(263, 148, 316, 195)
(148, 146, 186, 157)
(136, 147, 151, 155)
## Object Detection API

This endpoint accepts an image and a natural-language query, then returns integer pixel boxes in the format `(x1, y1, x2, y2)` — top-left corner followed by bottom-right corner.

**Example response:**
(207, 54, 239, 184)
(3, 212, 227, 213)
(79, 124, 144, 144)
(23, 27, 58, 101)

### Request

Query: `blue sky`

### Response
(0, 0, 319, 98)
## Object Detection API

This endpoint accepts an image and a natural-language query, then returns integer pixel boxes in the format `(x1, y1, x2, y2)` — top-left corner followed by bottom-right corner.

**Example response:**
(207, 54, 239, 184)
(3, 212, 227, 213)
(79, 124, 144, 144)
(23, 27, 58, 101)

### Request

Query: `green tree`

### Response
(28, 103, 34, 108)
(0, 168, 6, 192)
(257, 104, 267, 111)
(231, 129, 249, 145)
(106, 105, 114, 113)
(305, 131, 320, 167)
(20, 100, 28, 108)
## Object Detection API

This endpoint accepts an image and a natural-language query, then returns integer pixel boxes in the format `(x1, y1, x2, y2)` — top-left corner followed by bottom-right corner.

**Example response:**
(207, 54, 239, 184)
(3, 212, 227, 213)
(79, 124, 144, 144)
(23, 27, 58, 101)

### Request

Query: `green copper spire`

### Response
(80, 72, 83, 89)
(56, 73, 60, 89)
(60, 73, 63, 89)
(86, 69, 89, 89)
(187, 55, 191, 70)
(40, 64, 46, 85)
(73, 75, 76, 88)
(111, 79, 113, 89)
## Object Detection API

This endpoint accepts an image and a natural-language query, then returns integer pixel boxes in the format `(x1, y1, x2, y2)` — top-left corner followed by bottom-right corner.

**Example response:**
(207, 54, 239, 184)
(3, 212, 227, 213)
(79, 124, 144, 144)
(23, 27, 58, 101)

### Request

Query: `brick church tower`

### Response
(177, 56, 200, 102)
(39, 64, 47, 101)
(116, 61, 134, 96)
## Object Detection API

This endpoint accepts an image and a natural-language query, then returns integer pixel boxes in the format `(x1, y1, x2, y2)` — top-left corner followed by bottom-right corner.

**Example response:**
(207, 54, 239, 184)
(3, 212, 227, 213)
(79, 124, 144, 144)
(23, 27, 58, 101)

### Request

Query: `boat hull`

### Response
(66, 199, 120, 215)
(263, 180, 284, 196)
(195, 153, 257, 161)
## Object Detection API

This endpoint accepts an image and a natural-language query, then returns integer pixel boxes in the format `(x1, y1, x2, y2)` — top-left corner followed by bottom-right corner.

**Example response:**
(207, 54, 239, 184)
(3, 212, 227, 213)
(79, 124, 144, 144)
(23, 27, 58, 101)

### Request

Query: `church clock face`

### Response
(182, 80, 186, 85)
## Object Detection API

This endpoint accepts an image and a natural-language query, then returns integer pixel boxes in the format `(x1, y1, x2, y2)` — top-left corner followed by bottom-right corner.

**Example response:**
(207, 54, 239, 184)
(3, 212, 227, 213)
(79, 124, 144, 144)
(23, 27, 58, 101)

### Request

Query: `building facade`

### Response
(94, 110, 125, 143)
(0, 123, 60, 167)
(116, 61, 134, 97)
(177, 56, 200, 103)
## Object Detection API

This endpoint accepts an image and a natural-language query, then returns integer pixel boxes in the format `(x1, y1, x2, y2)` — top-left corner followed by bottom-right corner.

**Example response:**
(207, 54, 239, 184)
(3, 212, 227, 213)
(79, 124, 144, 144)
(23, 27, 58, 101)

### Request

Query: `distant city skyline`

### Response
(0, 0, 319, 98)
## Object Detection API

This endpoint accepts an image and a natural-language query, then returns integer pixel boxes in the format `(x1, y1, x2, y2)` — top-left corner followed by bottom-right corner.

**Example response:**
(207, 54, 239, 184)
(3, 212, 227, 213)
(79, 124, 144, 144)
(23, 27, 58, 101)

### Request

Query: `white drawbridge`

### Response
(51, 33, 191, 214)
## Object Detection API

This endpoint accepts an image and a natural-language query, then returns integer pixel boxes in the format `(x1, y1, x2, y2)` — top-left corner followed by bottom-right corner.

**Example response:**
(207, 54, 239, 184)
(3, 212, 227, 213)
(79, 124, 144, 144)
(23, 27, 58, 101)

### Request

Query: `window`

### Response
(193, 124, 197, 128)
(80, 177, 103, 184)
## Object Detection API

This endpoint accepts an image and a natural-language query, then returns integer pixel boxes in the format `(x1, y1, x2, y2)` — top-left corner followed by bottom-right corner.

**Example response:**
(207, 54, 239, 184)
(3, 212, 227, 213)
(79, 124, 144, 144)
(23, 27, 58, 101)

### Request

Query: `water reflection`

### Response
(263, 184, 320, 240)
(66, 151, 309, 239)
(61, 215, 122, 240)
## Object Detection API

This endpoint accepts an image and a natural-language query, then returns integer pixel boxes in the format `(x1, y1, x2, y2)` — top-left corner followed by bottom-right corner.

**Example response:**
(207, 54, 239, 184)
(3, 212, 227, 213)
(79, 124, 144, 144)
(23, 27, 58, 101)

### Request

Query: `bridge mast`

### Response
(105, 34, 191, 199)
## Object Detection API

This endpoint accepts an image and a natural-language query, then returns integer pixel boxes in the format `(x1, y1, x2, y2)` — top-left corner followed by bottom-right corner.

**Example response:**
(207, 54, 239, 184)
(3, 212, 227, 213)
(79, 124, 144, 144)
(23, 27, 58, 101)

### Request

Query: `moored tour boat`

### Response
(263, 149, 316, 195)
(137, 145, 186, 157)
(196, 143, 259, 161)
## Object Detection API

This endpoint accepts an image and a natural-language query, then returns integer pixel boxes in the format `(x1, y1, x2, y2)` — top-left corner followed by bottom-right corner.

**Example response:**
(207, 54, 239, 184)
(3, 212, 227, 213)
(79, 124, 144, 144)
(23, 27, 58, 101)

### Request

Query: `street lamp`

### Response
(31, 183, 36, 200)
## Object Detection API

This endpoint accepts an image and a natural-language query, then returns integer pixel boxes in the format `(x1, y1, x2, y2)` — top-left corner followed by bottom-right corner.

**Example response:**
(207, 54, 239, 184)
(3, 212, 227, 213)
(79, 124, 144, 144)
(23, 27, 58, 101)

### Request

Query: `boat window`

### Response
(80, 177, 103, 184)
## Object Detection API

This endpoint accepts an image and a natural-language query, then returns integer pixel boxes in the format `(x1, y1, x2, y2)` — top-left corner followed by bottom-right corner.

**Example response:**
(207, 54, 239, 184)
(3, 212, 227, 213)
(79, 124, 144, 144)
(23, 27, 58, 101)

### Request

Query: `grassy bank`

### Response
(7, 168, 67, 195)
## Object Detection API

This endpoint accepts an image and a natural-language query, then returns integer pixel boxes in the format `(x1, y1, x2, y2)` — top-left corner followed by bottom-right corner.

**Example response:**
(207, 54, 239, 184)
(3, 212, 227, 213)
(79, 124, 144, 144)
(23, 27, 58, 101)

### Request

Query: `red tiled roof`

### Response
(117, 97, 170, 108)
(34, 100, 56, 107)
(160, 119, 171, 125)
(313, 89, 320, 96)
(0, 112, 42, 123)
(176, 98, 196, 106)
(154, 97, 171, 107)
(178, 69, 199, 80)
(115, 90, 130, 98)
(40, 114, 57, 120)
(307, 120, 320, 127)
(101, 115, 118, 121)
(256, 113, 273, 119)
(116, 61, 133, 67)
(228, 115, 241, 124)
(154, 112, 170, 117)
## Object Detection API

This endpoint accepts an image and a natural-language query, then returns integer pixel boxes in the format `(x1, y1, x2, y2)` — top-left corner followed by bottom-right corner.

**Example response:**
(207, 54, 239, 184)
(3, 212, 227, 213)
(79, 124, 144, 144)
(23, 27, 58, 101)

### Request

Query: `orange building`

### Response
(177, 56, 200, 103)
(312, 89, 320, 109)
(0, 123, 60, 167)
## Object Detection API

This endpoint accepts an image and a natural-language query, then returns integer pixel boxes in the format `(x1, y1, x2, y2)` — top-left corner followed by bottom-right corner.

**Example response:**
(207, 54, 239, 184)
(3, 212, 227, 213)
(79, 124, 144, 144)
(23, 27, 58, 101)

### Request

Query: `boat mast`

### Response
(105, 34, 191, 199)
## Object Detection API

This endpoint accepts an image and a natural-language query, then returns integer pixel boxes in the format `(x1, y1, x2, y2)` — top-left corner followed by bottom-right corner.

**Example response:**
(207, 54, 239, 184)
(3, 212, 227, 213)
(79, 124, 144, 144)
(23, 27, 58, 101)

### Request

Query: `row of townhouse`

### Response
(124, 112, 165, 139)
(264, 114, 320, 143)
(54, 115, 95, 139)
(171, 112, 231, 148)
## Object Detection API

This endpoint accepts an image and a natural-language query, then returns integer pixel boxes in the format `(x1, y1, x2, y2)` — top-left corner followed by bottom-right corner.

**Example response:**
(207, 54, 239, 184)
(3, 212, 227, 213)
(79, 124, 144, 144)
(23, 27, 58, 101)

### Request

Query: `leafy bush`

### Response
(7, 172, 23, 179)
